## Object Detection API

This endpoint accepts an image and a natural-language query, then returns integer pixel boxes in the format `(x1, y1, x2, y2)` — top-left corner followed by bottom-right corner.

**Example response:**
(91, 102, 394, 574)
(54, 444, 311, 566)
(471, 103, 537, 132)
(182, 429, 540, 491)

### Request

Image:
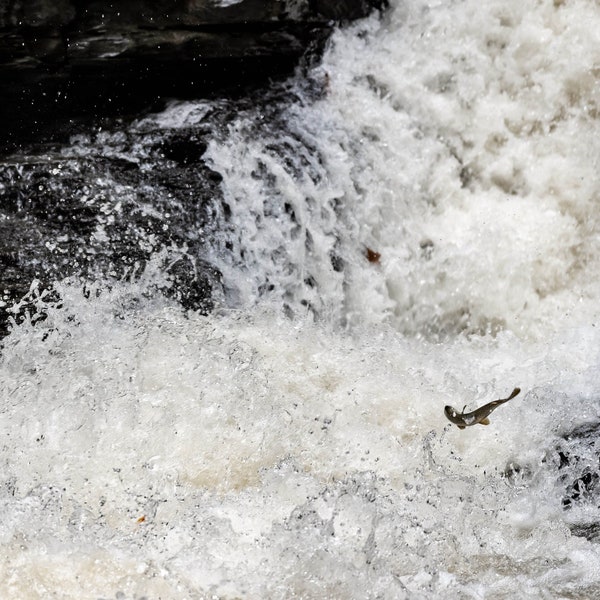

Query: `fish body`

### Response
(444, 387, 521, 429)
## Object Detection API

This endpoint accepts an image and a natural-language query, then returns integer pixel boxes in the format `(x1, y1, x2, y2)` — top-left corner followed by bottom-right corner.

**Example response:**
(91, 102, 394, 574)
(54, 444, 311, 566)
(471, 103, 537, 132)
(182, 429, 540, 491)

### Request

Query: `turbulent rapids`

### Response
(2, 0, 600, 598)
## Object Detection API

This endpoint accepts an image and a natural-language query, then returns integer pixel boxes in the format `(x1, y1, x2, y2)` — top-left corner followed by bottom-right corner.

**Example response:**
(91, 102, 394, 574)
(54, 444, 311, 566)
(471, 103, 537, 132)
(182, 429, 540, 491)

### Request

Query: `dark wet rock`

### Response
(0, 0, 385, 150)
(500, 421, 600, 543)
(569, 522, 600, 543)
(555, 422, 600, 511)
(0, 119, 228, 338)
(542, 421, 600, 542)
(0, 70, 341, 338)
(310, 0, 384, 21)
(0, 0, 388, 337)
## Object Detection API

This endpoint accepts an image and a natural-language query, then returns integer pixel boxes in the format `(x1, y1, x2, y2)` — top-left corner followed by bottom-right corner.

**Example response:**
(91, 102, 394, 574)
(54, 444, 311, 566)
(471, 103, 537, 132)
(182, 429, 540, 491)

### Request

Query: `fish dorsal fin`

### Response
(479, 418, 490, 425)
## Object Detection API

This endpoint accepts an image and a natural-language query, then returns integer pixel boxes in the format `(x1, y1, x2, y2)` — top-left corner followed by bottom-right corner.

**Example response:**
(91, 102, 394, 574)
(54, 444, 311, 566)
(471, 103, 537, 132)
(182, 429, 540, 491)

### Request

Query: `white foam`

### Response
(2, 279, 600, 597)
(205, 0, 600, 340)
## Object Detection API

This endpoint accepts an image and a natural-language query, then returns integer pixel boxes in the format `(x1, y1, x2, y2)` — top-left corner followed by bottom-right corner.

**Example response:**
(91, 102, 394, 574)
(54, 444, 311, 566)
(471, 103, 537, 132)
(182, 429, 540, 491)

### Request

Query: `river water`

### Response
(2, 0, 600, 598)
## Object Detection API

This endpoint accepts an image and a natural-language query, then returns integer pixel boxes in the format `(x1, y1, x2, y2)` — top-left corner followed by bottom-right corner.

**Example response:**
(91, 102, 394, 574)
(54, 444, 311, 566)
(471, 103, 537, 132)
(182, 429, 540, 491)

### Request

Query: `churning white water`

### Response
(2, 0, 600, 597)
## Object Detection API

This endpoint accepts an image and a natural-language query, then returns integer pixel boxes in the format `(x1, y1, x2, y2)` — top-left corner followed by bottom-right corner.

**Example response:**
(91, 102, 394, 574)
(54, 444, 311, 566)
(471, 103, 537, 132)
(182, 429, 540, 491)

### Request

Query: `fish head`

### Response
(444, 405, 461, 422)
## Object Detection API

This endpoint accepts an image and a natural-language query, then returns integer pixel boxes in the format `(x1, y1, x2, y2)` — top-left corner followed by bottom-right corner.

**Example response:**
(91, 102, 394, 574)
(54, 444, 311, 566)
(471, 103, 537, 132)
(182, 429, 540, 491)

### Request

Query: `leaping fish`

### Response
(444, 387, 521, 429)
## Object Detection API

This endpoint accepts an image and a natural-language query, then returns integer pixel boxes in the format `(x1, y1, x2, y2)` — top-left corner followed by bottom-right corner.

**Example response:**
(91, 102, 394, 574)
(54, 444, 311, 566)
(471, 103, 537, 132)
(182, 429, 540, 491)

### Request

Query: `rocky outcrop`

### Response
(0, 0, 385, 149)
(0, 0, 386, 337)
(0, 117, 228, 337)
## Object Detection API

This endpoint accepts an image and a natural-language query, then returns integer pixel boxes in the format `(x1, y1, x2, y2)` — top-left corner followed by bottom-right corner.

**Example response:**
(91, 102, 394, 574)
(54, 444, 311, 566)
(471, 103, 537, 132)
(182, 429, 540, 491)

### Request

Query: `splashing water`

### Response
(2, 0, 600, 598)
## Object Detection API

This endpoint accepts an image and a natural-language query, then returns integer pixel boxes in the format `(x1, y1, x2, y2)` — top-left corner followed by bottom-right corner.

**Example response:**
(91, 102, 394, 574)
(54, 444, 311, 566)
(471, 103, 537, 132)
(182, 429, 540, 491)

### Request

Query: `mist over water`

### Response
(2, 0, 600, 598)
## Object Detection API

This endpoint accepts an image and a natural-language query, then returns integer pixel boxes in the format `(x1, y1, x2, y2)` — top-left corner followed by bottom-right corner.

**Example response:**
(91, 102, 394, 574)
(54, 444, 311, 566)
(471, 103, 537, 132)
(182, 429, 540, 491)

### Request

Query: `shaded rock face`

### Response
(556, 423, 600, 511)
(501, 419, 600, 544)
(0, 111, 228, 337)
(0, 0, 385, 338)
(0, 79, 330, 338)
(547, 421, 600, 542)
(0, 0, 385, 149)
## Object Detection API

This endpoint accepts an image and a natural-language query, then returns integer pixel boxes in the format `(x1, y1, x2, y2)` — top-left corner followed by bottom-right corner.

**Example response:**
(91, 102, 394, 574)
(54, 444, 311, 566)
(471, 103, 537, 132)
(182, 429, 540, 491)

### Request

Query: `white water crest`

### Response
(205, 0, 600, 339)
(3, 0, 600, 598)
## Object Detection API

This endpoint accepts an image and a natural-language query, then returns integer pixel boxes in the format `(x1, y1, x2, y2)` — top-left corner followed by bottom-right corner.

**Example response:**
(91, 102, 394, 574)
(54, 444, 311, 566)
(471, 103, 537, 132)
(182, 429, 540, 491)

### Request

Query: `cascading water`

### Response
(2, 0, 600, 598)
